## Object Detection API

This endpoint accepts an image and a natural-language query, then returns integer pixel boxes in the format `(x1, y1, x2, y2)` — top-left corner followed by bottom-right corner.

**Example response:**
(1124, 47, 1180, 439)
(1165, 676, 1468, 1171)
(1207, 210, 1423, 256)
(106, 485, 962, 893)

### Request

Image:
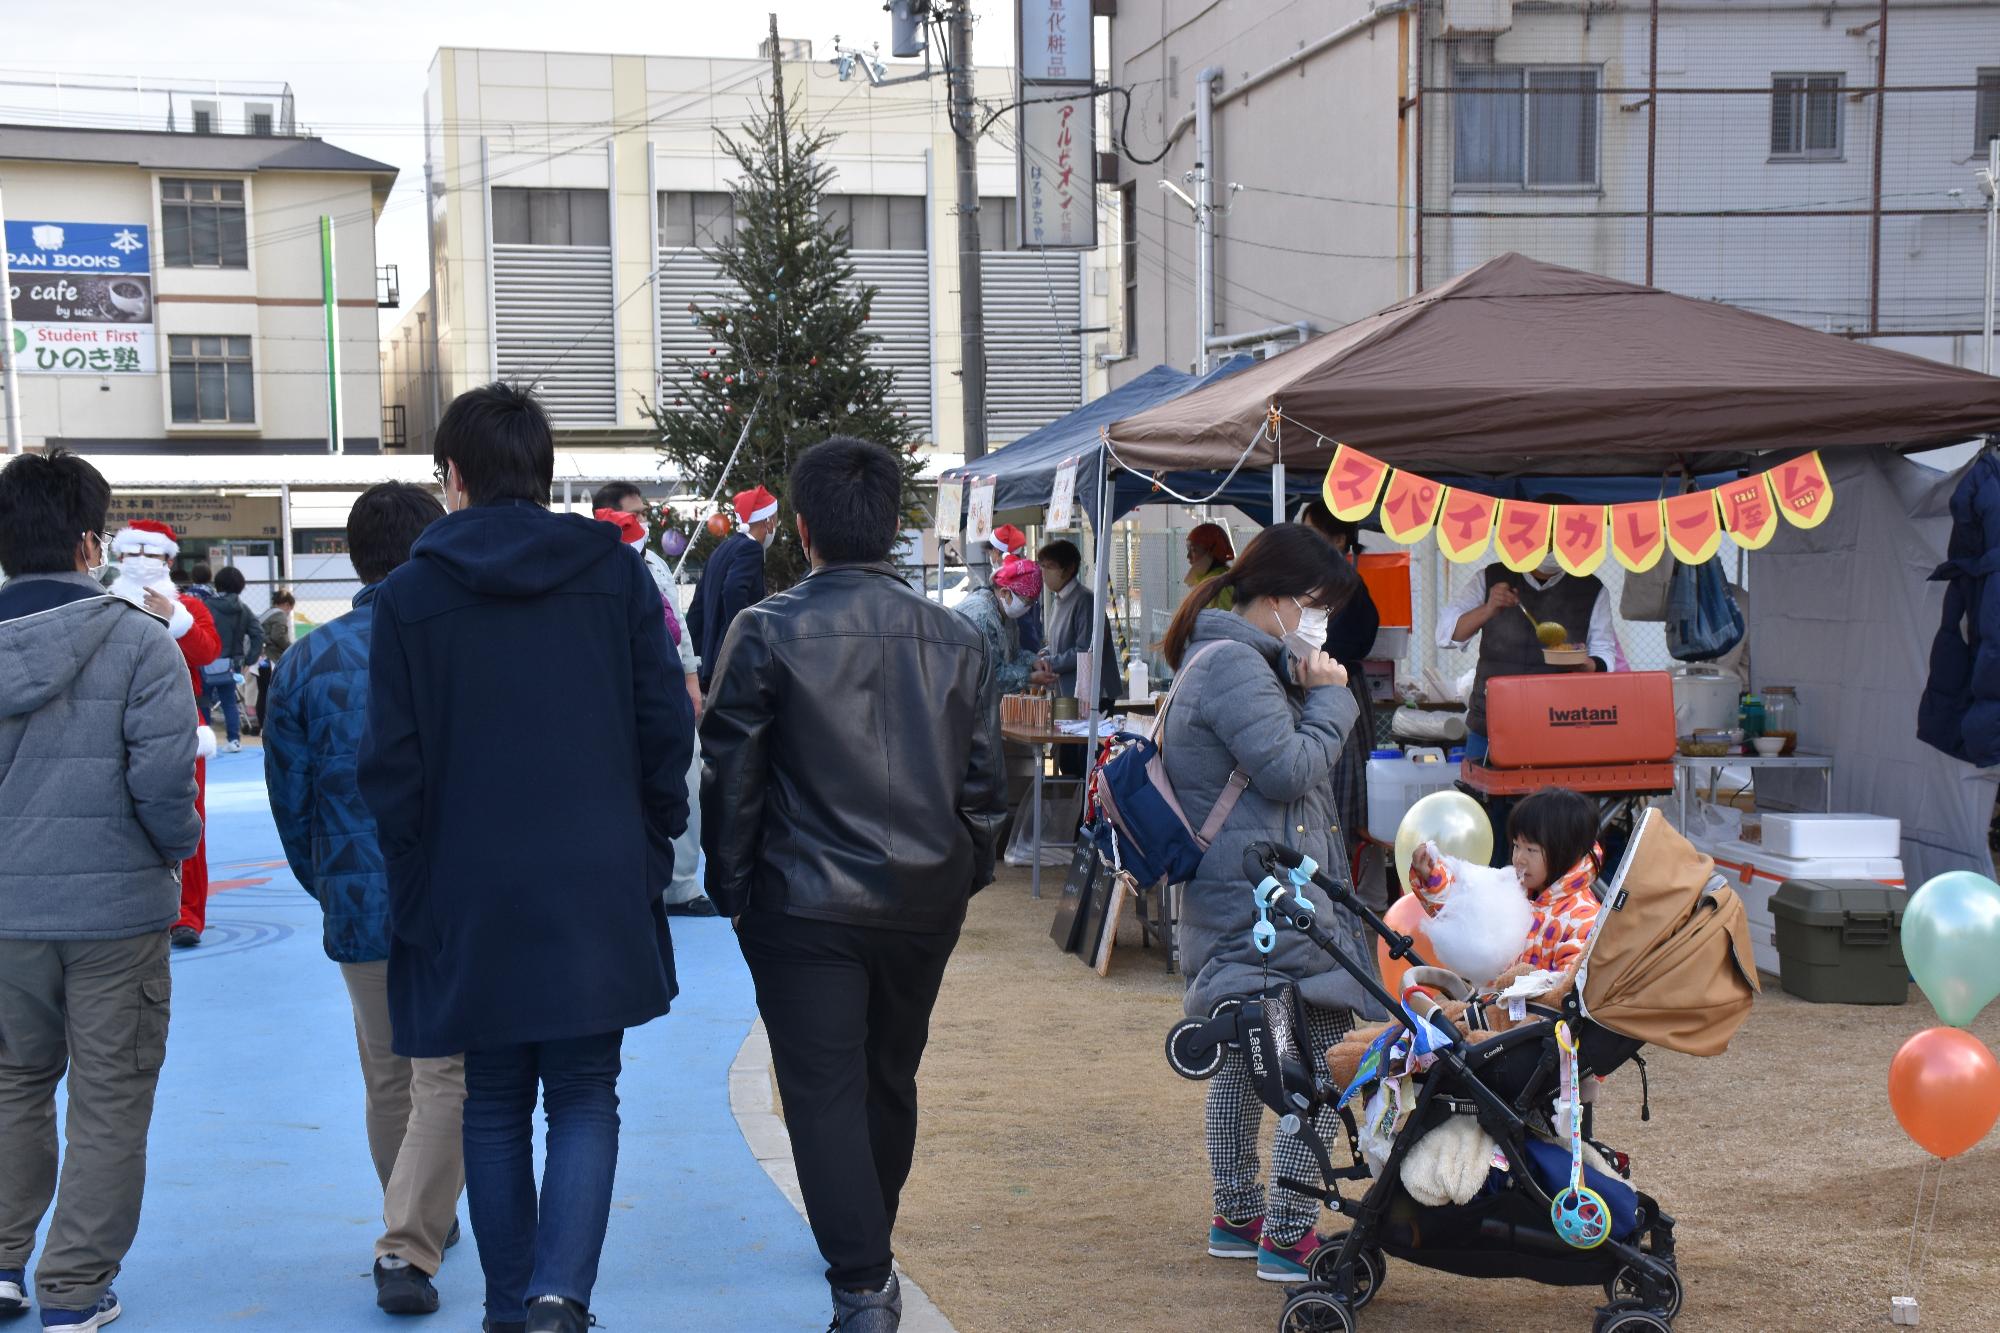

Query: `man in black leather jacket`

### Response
(701, 437, 1005, 1333)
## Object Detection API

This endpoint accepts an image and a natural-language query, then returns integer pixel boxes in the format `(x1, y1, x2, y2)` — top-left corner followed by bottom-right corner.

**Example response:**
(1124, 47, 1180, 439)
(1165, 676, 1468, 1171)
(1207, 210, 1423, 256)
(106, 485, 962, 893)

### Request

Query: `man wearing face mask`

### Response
(1436, 502, 1618, 767)
(687, 485, 778, 697)
(954, 556, 1039, 701)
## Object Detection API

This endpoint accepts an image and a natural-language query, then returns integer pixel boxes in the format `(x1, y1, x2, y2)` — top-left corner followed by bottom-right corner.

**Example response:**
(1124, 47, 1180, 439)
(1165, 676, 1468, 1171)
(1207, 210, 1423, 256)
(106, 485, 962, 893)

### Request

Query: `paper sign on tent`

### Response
(1436, 489, 1499, 564)
(1772, 451, 1834, 528)
(1663, 490, 1724, 564)
(935, 479, 964, 542)
(1716, 473, 1780, 549)
(1609, 500, 1667, 573)
(1048, 457, 1078, 530)
(1323, 444, 1390, 523)
(1493, 500, 1553, 573)
(1379, 470, 1445, 543)
(1552, 504, 1609, 577)
(965, 477, 995, 548)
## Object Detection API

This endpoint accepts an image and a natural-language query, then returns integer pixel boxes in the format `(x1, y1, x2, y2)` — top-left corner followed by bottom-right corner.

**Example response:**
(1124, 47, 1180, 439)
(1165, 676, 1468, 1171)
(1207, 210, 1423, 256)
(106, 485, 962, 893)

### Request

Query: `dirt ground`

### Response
(892, 867, 2000, 1333)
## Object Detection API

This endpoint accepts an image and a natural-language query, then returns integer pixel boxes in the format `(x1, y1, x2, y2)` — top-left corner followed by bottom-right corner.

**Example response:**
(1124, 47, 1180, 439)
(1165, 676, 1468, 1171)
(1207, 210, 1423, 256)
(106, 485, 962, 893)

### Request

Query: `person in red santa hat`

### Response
(686, 483, 777, 696)
(986, 524, 1045, 653)
(108, 519, 221, 947)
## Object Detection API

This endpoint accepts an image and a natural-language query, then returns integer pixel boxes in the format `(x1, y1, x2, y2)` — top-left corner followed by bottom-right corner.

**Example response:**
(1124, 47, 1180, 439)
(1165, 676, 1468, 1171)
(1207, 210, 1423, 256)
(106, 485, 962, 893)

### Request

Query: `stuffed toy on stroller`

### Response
(1164, 808, 1759, 1333)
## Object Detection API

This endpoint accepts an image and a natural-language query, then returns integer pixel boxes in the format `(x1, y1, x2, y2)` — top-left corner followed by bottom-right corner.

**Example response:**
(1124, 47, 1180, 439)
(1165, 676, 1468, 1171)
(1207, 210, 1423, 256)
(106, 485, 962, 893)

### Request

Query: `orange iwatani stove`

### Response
(1459, 671, 1679, 797)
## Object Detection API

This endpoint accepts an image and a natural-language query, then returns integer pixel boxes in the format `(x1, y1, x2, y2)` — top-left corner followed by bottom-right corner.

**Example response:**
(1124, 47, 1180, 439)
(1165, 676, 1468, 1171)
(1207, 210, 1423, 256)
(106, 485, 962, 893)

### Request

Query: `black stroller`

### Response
(1164, 808, 1759, 1333)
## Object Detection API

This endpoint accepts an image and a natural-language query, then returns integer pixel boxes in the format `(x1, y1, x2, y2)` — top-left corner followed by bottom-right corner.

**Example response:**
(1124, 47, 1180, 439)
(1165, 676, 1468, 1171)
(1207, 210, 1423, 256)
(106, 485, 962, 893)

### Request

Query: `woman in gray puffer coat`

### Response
(1159, 523, 1387, 1283)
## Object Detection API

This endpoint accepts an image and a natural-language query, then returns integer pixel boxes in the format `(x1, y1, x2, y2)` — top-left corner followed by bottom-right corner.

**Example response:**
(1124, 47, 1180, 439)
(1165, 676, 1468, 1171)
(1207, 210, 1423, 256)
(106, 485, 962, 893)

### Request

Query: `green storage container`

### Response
(1770, 879, 1910, 1005)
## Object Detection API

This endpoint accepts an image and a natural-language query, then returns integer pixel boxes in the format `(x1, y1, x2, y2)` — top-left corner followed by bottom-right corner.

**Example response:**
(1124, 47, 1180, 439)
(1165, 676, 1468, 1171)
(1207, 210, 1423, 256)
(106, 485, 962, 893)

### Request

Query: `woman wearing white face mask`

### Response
(1155, 524, 1388, 1283)
(952, 555, 1040, 702)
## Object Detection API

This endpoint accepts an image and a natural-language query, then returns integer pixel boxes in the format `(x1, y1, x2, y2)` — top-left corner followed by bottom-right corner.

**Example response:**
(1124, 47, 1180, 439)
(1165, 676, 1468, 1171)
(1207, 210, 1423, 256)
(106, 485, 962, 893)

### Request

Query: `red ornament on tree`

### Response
(706, 512, 732, 538)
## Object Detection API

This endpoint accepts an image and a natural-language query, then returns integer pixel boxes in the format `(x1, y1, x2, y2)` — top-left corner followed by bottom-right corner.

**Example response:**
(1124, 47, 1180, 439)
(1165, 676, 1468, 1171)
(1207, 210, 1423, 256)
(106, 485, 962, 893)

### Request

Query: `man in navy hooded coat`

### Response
(358, 382, 693, 1333)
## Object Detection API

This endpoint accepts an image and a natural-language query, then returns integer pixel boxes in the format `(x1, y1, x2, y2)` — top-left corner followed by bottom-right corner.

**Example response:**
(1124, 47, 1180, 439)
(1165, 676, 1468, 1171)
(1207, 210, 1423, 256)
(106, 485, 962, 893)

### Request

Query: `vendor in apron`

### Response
(1437, 552, 1617, 763)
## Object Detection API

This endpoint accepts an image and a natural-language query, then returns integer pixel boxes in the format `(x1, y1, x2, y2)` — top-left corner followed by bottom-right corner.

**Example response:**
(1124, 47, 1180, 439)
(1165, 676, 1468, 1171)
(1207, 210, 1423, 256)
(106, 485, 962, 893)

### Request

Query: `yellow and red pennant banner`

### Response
(1310, 444, 1836, 568)
(1609, 501, 1667, 573)
(1770, 450, 1834, 529)
(1552, 504, 1609, 577)
(1378, 470, 1445, 543)
(1715, 473, 1781, 550)
(1323, 444, 1391, 522)
(1663, 490, 1724, 564)
(1436, 489, 1500, 564)
(1493, 500, 1553, 573)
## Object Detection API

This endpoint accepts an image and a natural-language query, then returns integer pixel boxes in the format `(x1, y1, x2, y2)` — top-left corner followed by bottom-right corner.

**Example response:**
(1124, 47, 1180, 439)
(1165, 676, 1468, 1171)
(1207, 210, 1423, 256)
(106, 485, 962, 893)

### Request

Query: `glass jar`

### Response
(1763, 686, 1801, 756)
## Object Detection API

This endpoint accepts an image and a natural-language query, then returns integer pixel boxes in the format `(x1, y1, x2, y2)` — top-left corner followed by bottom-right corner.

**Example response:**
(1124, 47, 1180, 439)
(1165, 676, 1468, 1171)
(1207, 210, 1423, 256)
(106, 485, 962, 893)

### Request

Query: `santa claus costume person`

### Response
(109, 520, 221, 947)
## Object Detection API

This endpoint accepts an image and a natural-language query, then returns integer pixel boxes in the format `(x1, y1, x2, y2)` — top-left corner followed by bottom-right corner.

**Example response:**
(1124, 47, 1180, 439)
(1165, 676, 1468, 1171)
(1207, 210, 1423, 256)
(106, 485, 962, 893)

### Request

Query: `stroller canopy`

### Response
(1578, 810, 1760, 1056)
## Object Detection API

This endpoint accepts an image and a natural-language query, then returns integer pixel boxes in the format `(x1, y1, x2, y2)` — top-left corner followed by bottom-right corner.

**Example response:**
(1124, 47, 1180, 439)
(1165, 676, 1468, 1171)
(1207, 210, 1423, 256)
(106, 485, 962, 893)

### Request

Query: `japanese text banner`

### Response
(1771, 451, 1834, 528)
(1435, 489, 1499, 564)
(1378, 470, 1445, 543)
(1552, 505, 1610, 577)
(1715, 473, 1780, 550)
(1323, 444, 1390, 523)
(1663, 490, 1724, 564)
(1609, 501, 1667, 573)
(1493, 500, 1552, 573)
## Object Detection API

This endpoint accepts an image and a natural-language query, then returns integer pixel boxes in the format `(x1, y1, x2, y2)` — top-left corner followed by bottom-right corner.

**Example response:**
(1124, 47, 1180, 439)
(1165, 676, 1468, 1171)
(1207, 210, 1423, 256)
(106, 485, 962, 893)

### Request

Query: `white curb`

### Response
(729, 1020, 958, 1332)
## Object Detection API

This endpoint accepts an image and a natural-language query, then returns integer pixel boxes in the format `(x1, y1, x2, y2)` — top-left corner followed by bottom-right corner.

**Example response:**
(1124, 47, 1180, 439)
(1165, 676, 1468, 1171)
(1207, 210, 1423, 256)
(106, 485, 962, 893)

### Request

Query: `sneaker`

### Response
(1208, 1212, 1264, 1259)
(522, 1295, 592, 1333)
(374, 1258, 439, 1315)
(828, 1273, 900, 1333)
(481, 1322, 525, 1333)
(225, 740, 242, 754)
(444, 1219, 461, 1252)
(0, 1269, 25, 1316)
(170, 927, 199, 949)
(39, 1290, 119, 1329)
(663, 897, 718, 918)
(1256, 1231, 1330, 1283)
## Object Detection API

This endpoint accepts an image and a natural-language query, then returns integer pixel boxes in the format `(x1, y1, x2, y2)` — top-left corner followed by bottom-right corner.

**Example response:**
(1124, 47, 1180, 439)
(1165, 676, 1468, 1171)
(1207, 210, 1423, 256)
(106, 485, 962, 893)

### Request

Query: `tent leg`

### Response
(1271, 462, 1287, 525)
(1085, 452, 1115, 784)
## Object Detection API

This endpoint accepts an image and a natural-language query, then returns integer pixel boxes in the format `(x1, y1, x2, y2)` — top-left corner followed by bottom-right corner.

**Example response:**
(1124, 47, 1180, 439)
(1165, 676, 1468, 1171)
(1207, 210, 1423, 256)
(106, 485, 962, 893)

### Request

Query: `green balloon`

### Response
(1903, 871, 2000, 1027)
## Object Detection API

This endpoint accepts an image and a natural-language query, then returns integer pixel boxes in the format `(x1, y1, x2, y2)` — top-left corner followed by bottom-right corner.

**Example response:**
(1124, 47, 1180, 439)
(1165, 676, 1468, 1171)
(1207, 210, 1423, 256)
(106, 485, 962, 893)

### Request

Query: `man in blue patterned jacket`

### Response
(264, 482, 465, 1319)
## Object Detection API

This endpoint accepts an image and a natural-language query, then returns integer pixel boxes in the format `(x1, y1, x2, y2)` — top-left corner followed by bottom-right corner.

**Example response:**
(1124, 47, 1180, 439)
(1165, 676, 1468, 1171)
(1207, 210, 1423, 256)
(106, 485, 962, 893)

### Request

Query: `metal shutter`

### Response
(492, 244, 616, 424)
(981, 250, 1083, 445)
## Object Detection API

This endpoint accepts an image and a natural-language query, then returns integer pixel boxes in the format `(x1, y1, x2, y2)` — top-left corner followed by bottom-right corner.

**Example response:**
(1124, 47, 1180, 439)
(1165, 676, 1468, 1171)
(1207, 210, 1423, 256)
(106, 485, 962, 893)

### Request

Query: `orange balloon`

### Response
(1378, 893, 1439, 1001)
(705, 512, 732, 539)
(1888, 1027, 2000, 1159)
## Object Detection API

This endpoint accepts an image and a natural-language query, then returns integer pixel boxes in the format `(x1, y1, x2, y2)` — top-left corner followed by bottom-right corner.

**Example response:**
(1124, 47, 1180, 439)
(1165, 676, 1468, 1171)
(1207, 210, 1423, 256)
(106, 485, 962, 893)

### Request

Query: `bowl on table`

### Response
(1753, 736, 1786, 757)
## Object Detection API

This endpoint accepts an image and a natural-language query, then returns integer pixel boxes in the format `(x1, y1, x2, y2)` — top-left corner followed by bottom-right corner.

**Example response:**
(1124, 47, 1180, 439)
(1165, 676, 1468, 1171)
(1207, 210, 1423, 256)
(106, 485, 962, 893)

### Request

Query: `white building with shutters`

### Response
(394, 42, 1117, 462)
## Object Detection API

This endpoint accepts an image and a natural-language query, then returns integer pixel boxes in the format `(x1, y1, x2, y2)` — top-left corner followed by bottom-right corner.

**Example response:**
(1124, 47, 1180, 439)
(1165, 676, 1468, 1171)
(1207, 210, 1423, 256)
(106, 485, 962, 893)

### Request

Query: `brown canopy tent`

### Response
(1107, 252, 2000, 477)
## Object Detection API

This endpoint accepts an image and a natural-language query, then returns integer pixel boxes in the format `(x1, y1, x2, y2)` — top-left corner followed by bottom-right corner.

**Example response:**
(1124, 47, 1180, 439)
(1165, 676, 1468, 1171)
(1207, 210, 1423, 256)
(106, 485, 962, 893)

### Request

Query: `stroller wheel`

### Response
(1307, 1235, 1384, 1310)
(1605, 1263, 1682, 1320)
(1166, 1019, 1225, 1080)
(1277, 1288, 1355, 1333)
(1593, 1302, 1672, 1333)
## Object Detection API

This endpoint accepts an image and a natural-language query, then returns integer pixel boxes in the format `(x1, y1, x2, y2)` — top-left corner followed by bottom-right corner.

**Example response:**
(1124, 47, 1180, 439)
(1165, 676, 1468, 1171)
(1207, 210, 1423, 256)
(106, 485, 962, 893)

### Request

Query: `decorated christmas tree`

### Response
(644, 24, 925, 593)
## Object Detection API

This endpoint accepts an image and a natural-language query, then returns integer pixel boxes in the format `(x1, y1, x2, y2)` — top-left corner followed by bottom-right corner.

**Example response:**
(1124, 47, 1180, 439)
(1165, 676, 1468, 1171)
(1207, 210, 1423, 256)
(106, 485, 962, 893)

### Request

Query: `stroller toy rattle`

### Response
(1551, 1021, 1610, 1250)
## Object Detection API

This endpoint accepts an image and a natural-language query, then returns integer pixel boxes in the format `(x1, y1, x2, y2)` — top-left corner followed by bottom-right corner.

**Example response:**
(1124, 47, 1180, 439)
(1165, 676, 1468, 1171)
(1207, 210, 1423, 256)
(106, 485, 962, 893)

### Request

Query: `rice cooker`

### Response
(1672, 666, 1740, 737)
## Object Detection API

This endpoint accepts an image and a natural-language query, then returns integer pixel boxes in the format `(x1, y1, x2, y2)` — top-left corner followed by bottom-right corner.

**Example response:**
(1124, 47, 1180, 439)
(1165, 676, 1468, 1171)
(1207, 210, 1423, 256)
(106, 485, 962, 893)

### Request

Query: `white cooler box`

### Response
(1702, 836, 1905, 978)
(1761, 813, 1900, 860)
(1366, 748, 1462, 844)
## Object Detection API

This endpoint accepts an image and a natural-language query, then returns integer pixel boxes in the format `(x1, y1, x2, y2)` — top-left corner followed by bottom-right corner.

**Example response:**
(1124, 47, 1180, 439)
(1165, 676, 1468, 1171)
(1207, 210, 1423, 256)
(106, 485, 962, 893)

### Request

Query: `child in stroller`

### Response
(1164, 808, 1759, 1333)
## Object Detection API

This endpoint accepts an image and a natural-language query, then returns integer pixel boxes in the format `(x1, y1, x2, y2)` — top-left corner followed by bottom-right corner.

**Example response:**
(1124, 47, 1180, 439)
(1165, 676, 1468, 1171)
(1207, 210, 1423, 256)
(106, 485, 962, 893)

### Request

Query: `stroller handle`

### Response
(1244, 840, 1429, 971)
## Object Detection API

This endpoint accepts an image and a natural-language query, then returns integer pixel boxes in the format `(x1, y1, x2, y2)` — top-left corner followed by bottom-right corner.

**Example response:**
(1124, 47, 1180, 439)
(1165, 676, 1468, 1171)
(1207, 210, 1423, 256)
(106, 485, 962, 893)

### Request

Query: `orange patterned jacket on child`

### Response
(1410, 852, 1602, 975)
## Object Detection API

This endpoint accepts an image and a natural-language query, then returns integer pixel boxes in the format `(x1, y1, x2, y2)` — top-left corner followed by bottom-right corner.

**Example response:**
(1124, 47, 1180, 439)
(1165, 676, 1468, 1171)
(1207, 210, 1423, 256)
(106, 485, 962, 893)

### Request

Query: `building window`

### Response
(1770, 73, 1844, 160)
(1452, 66, 1599, 189)
(191, 101, 216, 134)
(977, 196, 1020, 251)
(246, 103, 274, 136)
(658, 191, 742, 249)
(491, 188, 611, 246)
(160, 178, 248, 268)
(168, 336, 255, 424)
(1120, 182, 1137, 356)
(1978, 69, 2000, 154)
(822, 194, 928, 251)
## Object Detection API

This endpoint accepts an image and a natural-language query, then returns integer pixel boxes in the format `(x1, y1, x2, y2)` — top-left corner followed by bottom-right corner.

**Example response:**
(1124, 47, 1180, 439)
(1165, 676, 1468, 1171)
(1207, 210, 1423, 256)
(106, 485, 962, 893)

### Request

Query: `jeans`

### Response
(462, 1031, 623, 1322)
(1462, 732, 1515, 868)
(739, 912, 959, 1290)
(200, 674, 240, 742)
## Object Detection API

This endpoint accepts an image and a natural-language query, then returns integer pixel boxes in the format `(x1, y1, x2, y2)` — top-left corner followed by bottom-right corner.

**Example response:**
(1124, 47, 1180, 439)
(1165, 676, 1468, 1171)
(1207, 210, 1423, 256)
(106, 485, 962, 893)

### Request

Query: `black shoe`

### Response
(482, 1322, 526, 1333)
(829, 1274, 901, 1332)
(444, 1219, 461, 1252)
(663, 897, 718, 918)
(523, 1294, 593, 1332)
(170, 926, 200, 948)
(374, 1258, 440, 1316)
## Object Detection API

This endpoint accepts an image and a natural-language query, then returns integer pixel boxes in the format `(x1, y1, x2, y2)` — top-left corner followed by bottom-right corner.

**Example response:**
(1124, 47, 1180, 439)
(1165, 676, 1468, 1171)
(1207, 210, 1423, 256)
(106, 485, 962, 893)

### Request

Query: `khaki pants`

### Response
(338, 961, 466, 1275)
(0, 932, 171, 1312)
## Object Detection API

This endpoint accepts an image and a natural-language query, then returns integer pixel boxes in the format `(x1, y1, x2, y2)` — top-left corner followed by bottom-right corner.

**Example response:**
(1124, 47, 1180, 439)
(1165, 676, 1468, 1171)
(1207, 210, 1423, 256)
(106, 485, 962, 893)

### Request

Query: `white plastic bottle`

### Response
(1127, 655, 1150, 701)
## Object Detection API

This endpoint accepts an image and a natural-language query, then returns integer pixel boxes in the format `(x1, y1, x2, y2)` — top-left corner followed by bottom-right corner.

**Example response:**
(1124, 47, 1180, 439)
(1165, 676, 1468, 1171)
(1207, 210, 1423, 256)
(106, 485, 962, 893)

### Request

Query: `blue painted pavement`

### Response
(29, 750, 828, 1331)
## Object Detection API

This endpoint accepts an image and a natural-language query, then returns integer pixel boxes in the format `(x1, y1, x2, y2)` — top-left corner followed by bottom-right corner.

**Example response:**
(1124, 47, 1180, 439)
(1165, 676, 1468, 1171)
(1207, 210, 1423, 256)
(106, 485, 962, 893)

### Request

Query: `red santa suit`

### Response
(109, 520, 220, 938)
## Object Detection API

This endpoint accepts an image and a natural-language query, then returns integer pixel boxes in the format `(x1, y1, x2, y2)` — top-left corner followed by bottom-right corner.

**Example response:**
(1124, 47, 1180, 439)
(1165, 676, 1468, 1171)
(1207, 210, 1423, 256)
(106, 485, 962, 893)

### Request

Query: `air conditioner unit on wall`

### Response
(1442, 0, 1514, 36)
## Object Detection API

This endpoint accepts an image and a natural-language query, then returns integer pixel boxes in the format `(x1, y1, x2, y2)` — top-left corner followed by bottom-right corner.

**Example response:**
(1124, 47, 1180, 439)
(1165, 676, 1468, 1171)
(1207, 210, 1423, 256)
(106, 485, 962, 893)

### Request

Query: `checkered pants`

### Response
(1205, 999, 1353, 1247)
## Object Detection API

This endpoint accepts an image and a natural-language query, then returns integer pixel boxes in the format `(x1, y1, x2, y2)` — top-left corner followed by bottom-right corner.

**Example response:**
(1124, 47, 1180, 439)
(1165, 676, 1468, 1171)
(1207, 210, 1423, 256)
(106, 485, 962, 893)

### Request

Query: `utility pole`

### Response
(0, 177, 23, 454)
(1193, 67, 1220, 375)
(946, 3, 988, 466)
(1982, 137, 1999, 376)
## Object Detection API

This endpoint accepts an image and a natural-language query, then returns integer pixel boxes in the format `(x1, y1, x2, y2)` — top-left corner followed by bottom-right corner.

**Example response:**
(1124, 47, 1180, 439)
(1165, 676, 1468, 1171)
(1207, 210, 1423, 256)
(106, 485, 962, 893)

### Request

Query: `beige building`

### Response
(396, 42, 1118, 459)
(1, 123, 397, 453)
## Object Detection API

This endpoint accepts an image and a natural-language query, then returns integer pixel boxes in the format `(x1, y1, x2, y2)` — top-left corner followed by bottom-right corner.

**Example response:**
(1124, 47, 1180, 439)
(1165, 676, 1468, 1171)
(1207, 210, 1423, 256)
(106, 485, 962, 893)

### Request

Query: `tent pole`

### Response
(1271, 462, 1287, 526)
(1085, 450, 1115, 781)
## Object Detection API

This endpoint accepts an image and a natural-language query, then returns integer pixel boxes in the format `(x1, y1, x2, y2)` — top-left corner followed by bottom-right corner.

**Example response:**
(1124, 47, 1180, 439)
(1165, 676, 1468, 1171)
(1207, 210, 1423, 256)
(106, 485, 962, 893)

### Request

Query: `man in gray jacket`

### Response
(0, 449, 203, 1332)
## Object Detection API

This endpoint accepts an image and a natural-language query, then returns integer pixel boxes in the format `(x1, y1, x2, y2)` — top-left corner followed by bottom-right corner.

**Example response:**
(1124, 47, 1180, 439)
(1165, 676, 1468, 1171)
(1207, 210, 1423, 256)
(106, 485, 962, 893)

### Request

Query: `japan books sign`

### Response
(1015, 0, 1097, 251)
(5, 220, 156, 375)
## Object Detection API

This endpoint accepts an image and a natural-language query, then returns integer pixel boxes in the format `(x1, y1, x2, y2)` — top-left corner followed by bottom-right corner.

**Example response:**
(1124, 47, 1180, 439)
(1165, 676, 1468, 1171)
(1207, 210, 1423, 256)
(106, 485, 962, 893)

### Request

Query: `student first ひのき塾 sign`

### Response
(5, 220, 156, 375)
